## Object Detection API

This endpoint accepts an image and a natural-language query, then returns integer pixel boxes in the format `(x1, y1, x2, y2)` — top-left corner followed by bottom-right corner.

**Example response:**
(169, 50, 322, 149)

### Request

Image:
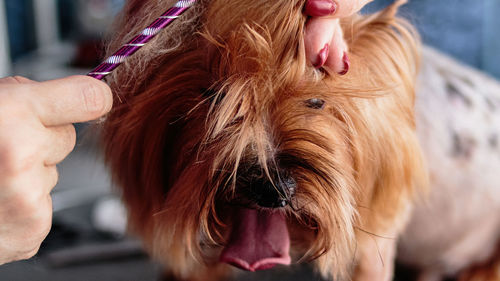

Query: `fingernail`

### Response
(338, 52, 350, 75)
(314, 44, 329, 68)
(304, 0, 337, 17)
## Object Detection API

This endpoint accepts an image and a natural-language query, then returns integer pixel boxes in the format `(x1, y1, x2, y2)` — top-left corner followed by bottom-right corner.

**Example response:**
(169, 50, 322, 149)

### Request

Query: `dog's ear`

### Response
(380, 0, 408, 19)
(339, 0, 425, 232)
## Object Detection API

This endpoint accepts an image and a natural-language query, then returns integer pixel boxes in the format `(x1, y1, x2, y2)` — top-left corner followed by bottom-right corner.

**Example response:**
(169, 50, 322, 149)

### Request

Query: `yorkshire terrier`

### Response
(101, 0, 499, 280)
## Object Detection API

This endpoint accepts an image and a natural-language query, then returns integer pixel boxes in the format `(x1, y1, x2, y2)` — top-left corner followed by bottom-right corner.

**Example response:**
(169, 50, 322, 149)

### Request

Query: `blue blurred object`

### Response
(364, 0, 500, 79)
(483, 0, 500, 79)
(5, 0, 37, 60)
(5, 0, 126, 62)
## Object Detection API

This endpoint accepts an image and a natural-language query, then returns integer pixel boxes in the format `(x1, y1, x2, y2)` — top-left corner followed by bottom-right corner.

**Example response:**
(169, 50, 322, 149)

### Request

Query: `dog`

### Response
(101, 0, 498, 280)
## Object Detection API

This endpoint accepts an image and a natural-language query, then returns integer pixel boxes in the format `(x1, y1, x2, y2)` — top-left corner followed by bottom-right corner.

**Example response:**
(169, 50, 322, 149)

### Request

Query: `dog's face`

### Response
(103, 0, 425, 279)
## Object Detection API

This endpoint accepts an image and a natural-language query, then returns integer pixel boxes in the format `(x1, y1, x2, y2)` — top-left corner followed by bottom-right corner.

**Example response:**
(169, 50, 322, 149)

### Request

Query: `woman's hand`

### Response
(304, 0, 373, 74)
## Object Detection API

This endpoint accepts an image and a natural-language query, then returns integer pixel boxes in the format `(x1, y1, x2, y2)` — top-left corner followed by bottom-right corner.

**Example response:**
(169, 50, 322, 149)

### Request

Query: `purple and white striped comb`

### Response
(88, 0, 196, 80)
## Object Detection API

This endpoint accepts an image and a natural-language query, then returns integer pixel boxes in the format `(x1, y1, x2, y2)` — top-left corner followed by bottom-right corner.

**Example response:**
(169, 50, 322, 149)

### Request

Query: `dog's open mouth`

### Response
(220, 207, 291, 271)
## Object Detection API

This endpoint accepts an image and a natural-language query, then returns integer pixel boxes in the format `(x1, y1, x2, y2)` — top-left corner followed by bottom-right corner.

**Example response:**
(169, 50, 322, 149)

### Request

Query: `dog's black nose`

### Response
(250, 176, 296, 209)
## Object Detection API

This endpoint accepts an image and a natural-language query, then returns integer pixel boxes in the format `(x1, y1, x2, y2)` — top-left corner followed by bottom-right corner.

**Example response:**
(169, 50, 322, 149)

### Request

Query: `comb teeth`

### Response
(105, 55, 127, 64)
(175, 0, 196, 8)
(141, 27, 162, 36)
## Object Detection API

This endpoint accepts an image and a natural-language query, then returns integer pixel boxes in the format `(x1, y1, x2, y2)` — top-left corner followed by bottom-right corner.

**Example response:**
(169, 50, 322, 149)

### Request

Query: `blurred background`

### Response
(0, 0, 498, 280)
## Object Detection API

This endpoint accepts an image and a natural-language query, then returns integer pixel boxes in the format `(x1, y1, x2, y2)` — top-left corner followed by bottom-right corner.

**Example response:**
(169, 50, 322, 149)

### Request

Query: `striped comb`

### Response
(88, 0, 196, 80)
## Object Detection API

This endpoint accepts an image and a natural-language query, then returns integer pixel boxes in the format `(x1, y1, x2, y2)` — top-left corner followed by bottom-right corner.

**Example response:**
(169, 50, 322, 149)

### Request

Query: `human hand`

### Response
(304, 0, 373, 74)
(0, 75, 112, 265)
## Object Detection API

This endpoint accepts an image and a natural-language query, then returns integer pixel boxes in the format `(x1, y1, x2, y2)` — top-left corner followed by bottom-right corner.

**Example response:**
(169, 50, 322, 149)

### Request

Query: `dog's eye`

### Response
(305, 98, 325, 110)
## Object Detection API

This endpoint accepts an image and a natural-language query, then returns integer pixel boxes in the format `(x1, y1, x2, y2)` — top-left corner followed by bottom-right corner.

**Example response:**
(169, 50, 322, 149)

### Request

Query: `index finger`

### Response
(305, 0, 373, 18)
(28, 76, 113, 126)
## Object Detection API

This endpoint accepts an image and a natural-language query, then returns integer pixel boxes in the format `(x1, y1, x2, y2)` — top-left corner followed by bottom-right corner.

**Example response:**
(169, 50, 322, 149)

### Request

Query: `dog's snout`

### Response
(252, 179, 286, 208)
(250, 175, 296, 209)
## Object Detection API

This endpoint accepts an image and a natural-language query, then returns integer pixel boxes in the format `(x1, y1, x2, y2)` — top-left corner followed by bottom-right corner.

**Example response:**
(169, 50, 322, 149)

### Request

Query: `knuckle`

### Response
(0, 193, 48, 231)
(20, 245, 41, 261)
(0, 76, 27, 85)
(0, 147, 15, 176)
(47, 166, 59, 189)
(13, 196, 52, 235)
(11, 76, 31, 84)
(0, 140, 35, 178)
(0, 77, 16, 84)
(32, 210, 53, 237)
(64, 125, 77, 150)
(0, 93, 16, 114)
(0, 137, 15, 163)
(48, 125, 76, 165)
(10, 193, 41, 215)
(0, 93, 31, 124)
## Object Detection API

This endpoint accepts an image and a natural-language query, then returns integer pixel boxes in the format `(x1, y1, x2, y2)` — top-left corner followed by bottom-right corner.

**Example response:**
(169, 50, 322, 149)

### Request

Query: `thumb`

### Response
(31, 75, 113, 126)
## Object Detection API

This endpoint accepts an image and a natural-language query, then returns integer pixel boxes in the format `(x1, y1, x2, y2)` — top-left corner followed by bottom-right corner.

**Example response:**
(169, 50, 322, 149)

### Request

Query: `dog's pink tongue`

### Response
(220, 208, 291, 271)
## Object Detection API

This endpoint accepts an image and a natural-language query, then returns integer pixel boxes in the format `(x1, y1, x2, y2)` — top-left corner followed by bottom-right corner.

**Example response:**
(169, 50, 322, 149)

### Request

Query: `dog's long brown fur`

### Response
(102, 0, 426, 280)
